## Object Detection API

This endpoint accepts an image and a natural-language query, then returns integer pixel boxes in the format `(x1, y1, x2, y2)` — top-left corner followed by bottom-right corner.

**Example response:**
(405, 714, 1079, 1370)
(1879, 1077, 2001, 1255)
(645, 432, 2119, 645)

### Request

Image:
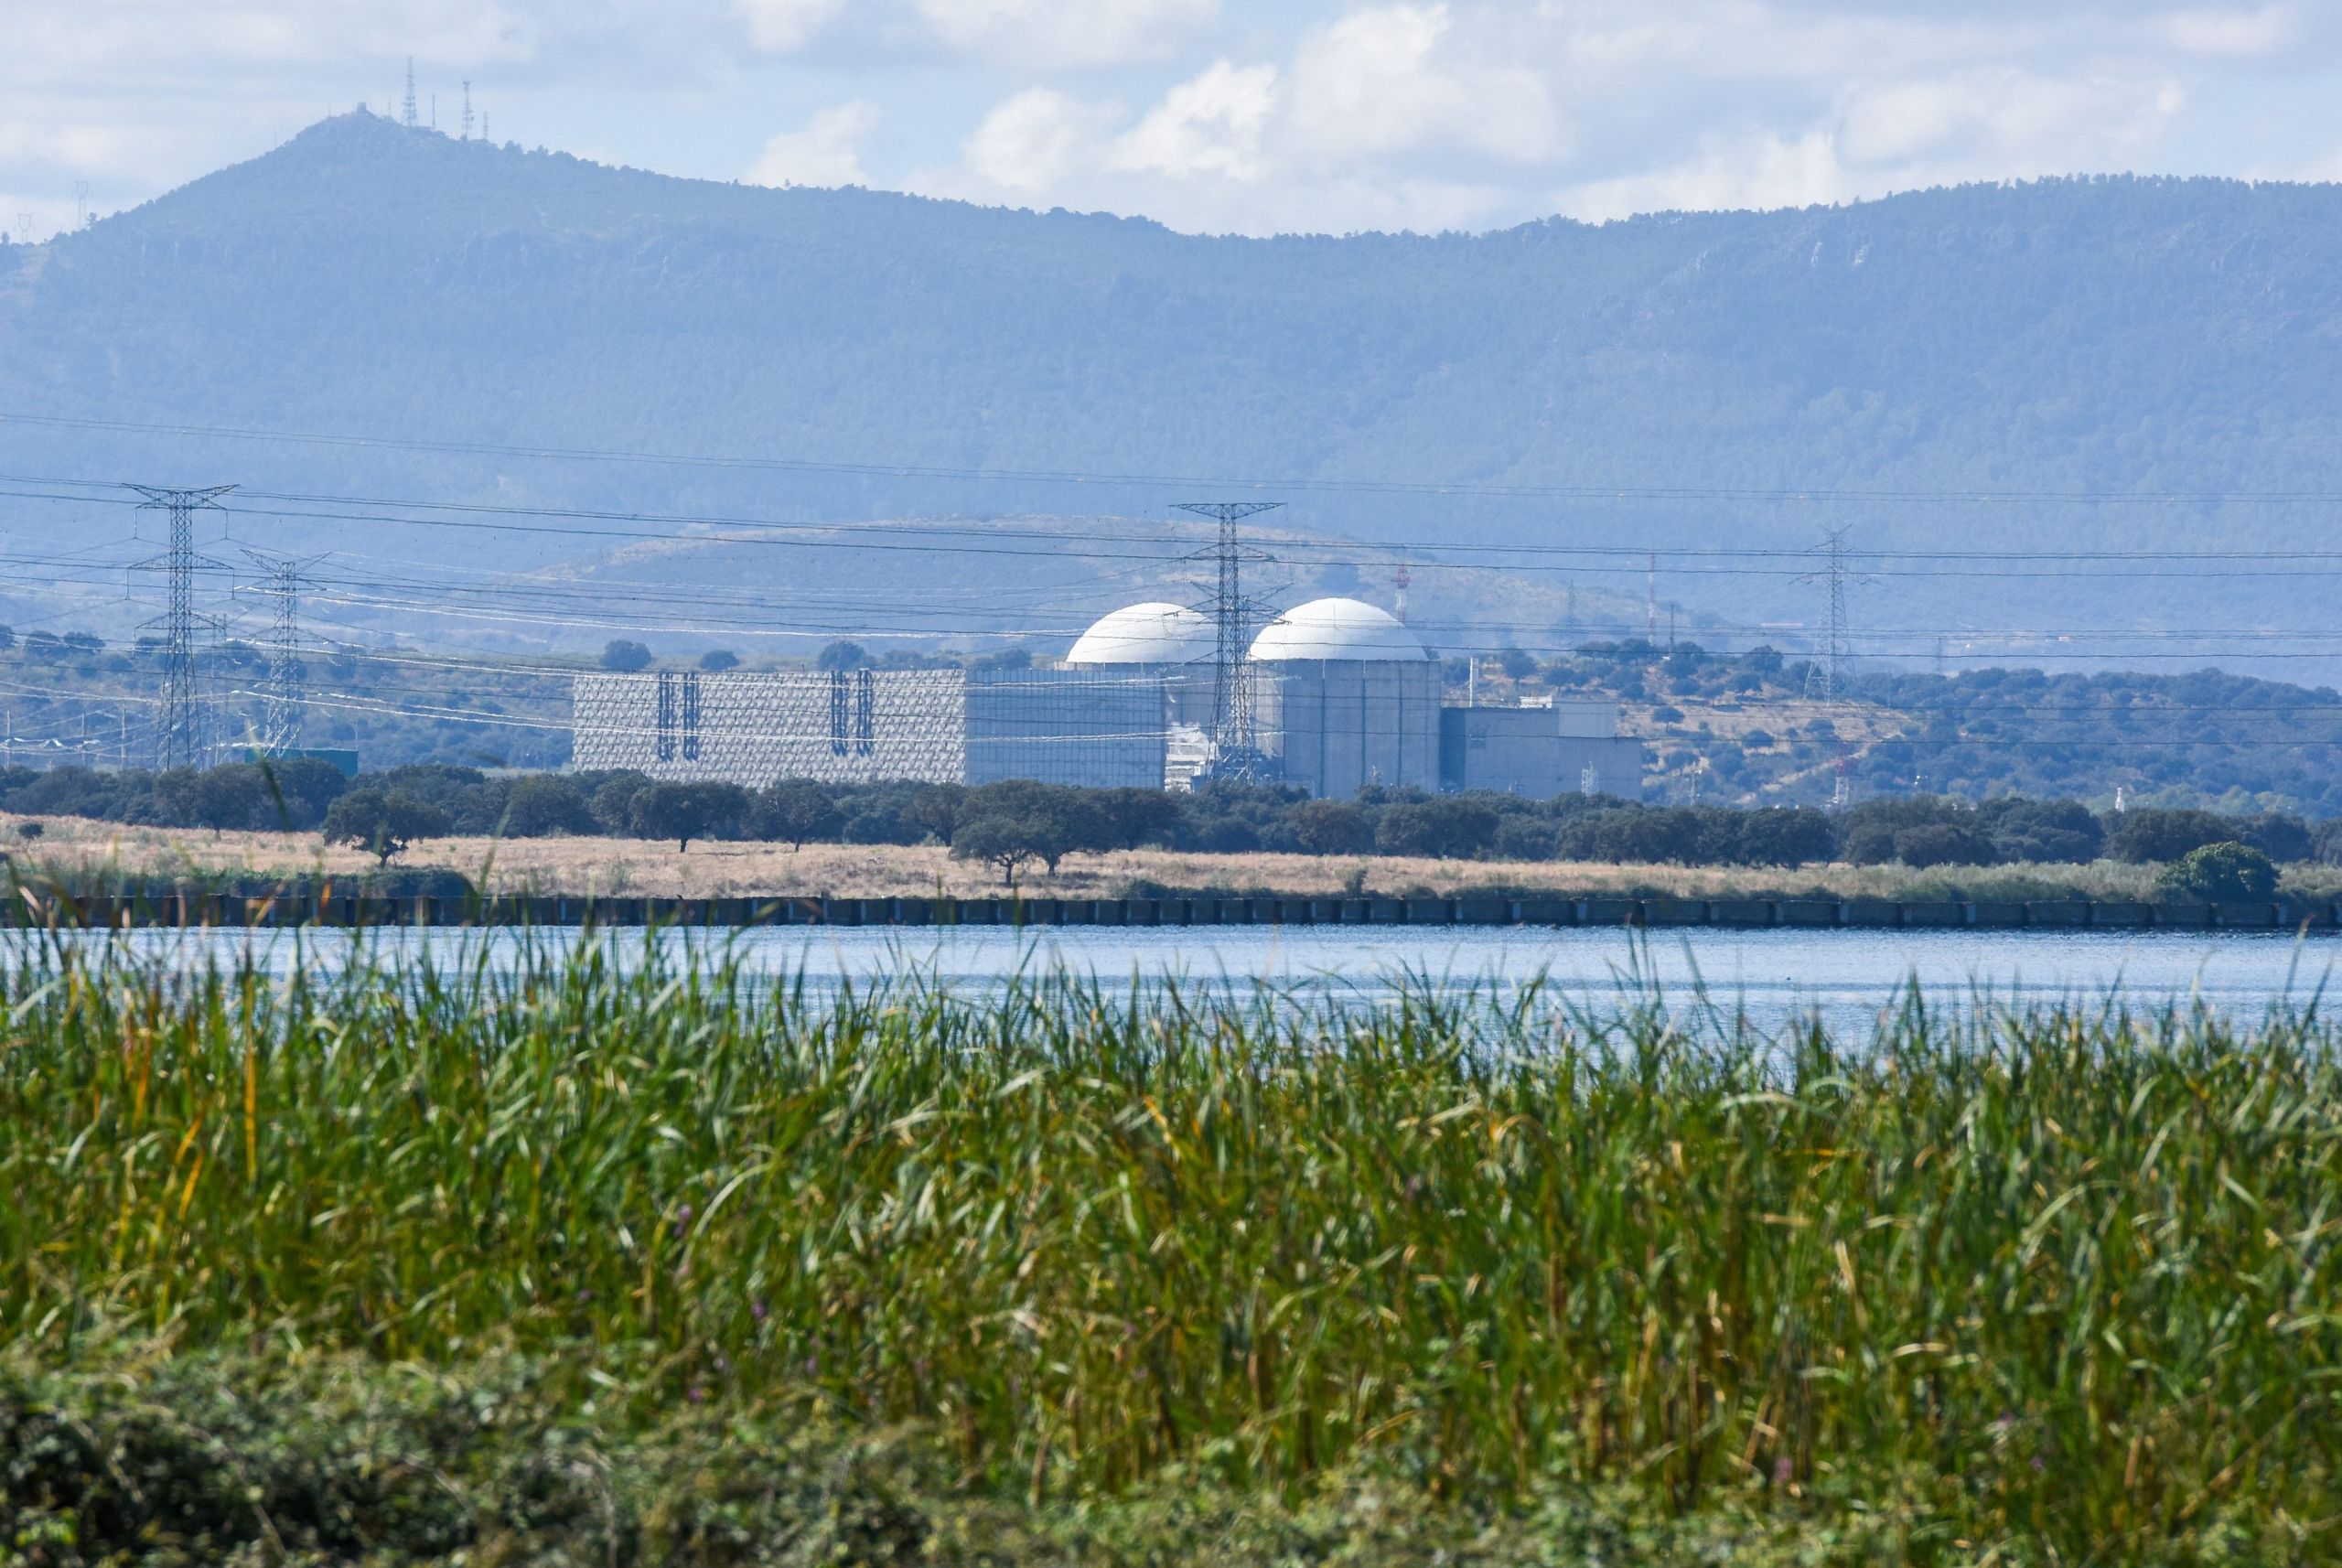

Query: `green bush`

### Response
(2156, 840, 2279, 902)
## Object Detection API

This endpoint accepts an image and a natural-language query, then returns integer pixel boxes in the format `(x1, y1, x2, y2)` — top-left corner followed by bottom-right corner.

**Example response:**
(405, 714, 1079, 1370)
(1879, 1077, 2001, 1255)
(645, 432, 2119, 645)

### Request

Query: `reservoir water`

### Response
(65, 921, 2342, 1037)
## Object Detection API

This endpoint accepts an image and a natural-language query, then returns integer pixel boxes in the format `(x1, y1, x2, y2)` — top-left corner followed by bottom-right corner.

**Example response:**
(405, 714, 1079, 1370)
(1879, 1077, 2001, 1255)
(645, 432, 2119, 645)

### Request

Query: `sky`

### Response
(4, 0, 2340, 242)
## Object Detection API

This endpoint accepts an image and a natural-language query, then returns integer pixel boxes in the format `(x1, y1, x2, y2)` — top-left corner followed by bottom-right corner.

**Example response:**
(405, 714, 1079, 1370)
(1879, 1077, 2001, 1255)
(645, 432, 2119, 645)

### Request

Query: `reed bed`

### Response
(2, 927, 2337, 1561)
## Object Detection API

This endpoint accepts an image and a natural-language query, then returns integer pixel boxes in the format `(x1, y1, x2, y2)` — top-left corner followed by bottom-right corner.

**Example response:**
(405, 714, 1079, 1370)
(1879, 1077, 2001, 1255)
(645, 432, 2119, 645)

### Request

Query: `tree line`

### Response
(4, 762, 2340, 884)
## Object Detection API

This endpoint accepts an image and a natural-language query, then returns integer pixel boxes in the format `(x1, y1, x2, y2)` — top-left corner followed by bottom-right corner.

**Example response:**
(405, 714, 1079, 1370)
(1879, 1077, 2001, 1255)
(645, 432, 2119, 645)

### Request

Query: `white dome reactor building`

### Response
(1066, 601, 1219, 785)
(1064, 602, 1215, 667)
(1249, 597, 1440, 797)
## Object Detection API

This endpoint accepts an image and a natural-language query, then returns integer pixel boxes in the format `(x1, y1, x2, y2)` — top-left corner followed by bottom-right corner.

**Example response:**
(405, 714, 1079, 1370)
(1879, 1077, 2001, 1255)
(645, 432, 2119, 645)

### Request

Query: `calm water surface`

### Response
(68, 923, 2342, 1036)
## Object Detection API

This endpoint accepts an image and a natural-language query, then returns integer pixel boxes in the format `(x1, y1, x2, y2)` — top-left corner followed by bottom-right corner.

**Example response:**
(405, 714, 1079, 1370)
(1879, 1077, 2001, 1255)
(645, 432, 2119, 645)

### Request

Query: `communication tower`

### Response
(403, 59, 418, 127)
(461, 82, 473, 139)
(1176, 499, 1283, 781)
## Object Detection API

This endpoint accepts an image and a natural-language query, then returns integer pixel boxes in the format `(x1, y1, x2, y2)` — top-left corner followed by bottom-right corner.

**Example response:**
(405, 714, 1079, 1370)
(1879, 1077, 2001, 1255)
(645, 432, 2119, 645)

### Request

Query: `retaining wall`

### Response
(17, 893, 2342, 932)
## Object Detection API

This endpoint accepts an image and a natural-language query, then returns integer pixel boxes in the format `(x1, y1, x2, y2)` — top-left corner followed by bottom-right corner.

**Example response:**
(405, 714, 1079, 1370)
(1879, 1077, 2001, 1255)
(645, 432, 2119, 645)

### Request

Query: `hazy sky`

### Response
(5, 0, 2339, 240)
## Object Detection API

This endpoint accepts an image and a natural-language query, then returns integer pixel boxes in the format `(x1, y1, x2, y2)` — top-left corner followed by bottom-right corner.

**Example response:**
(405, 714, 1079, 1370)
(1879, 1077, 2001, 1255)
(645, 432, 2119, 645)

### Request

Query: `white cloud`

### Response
(747, 100, 878, 186)
(1110, 60, 1277, 179)
(961, 88, 1117, 191)
(1560, 129, 1853, 221)
(735, 0, 847, 52)
(1840, 70, 2184, 166)
(2163, 5, 2295, 58)
(1286, 5, 1561, 166)
(10, 0, 2342, 243)
(914, 0, 1217, 68)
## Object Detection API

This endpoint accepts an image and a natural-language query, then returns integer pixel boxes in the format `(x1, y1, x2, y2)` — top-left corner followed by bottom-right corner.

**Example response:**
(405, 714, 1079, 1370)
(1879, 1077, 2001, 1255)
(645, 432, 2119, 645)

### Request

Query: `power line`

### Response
(12, 408, 2342, 508)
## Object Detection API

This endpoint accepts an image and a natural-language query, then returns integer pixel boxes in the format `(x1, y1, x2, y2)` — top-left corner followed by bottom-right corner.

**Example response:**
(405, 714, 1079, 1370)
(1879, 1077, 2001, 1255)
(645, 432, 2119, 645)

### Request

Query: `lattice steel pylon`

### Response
(129, 484, 235, 771)
(1175, 500, 1283, 781)
(242, 549, 324, 755)
(1799, 525, 1860, 702)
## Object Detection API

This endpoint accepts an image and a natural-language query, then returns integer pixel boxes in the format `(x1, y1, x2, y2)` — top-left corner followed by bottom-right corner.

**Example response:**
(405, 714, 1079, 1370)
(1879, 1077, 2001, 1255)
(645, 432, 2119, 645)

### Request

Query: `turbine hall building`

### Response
(570, 666, 1165, 789)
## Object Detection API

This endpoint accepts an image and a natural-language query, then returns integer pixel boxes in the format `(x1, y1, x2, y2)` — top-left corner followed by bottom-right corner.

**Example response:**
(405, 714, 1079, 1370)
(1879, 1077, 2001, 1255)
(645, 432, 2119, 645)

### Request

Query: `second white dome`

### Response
(1248, 597, 1428, 662)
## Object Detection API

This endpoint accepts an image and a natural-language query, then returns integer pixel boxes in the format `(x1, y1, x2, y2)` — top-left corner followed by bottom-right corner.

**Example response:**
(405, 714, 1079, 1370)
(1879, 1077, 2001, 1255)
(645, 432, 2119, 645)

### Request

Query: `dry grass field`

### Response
(10, 808, 2341, 902)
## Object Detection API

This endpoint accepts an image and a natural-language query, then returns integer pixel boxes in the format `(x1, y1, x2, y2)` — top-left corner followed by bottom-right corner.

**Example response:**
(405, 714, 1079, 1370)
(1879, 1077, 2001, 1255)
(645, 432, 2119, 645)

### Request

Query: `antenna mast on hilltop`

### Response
(461, 81, 473, 139)
(403, 59, 418, 128)
(129, 484, 235, 770)
(1176, 500, 1284, 782)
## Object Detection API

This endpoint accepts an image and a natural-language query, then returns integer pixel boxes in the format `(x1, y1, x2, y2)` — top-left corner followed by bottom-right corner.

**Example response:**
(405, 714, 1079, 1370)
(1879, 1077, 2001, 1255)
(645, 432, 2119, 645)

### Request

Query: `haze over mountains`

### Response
(3, 112, 2338, 671)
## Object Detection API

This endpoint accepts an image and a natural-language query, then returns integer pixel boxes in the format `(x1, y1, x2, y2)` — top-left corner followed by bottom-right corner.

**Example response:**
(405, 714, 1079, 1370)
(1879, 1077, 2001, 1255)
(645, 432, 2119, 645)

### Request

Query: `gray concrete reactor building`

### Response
(1249, 597, 1441, 796)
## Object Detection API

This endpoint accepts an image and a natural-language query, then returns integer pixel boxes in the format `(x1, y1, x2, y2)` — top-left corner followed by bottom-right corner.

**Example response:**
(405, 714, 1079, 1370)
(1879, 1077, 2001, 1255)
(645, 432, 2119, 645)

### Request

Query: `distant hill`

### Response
(3, 112, 2340, 671)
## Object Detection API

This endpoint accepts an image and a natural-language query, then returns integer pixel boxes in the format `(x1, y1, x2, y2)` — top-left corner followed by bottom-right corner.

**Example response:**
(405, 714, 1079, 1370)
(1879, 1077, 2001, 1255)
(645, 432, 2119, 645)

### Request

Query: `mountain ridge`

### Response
(4, 113, 2339, 669)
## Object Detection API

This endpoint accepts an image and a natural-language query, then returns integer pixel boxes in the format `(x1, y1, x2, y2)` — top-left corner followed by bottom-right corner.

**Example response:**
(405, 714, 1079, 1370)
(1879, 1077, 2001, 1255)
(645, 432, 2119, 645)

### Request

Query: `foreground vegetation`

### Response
(2, 931, 2337, 1563)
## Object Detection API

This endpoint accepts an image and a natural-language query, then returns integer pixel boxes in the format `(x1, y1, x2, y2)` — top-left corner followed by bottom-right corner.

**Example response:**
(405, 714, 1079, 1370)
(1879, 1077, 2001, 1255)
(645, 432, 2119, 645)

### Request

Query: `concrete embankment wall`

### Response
(22, 892, 2342, 933)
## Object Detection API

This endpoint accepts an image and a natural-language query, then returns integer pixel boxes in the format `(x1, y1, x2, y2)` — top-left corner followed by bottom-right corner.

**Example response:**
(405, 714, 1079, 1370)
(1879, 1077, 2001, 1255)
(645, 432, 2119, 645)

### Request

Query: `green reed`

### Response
(1, 925, 2337, 1559)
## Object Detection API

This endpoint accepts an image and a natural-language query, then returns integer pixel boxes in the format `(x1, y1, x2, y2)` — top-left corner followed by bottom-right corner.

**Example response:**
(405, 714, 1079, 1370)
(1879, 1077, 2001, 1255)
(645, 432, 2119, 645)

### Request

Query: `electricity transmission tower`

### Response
(130, 484, 234, 770)
(1799, 525, 1861, 701)
(242, 550, 324, 755)
(1176, 500, 1283, 781)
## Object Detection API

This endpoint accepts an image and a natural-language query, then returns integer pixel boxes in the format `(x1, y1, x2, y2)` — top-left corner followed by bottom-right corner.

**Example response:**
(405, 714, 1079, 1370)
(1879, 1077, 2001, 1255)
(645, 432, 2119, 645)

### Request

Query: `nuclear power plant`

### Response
(572, 596, 1642, 799)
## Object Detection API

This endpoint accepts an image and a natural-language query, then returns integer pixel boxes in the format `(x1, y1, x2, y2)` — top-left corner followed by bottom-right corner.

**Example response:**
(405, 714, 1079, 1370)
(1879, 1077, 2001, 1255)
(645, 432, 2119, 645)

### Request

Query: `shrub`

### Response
(1376, 799, 1499, 860)
(598, 639, 653, 672)
(1293, 800, 1374, 856)
(1987, 800, 2104, 864)
(697, 648, 741, 671)
(1893, 822, 1996, 869)
(2105, 808, 2232, 864)
(321, 789, 452, 867)
(753, 780, 843, 850)
(1732, 808, 1837, 868)
(2156, 842, 2278, 902)
(500, 775, 598, 837)
(1492, 816, 1562, 862)
(906, 784, 969, 846)
(814, 639, 868, 671)
(1095, 787, 1184, 851)
(627, 781, 747, 852)
(956, 781, 1110, 876)
(1589, 808, 1705, 865)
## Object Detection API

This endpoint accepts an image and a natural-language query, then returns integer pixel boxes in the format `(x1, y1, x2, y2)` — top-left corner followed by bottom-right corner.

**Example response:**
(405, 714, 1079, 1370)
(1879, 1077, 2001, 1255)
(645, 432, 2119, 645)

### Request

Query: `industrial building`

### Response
(571, 666, 1165, 789)
(1439, 701, 1647, 800)
(569, 596, 1642, 800)
(1249, 597, 1442, 795)
(1062, 601, 1217, 785)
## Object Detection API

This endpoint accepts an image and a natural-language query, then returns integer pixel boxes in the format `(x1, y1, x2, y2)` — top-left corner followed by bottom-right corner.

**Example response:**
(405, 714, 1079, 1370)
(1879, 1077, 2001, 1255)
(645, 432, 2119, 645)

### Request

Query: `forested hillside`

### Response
(2, 112, 2339, 670)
